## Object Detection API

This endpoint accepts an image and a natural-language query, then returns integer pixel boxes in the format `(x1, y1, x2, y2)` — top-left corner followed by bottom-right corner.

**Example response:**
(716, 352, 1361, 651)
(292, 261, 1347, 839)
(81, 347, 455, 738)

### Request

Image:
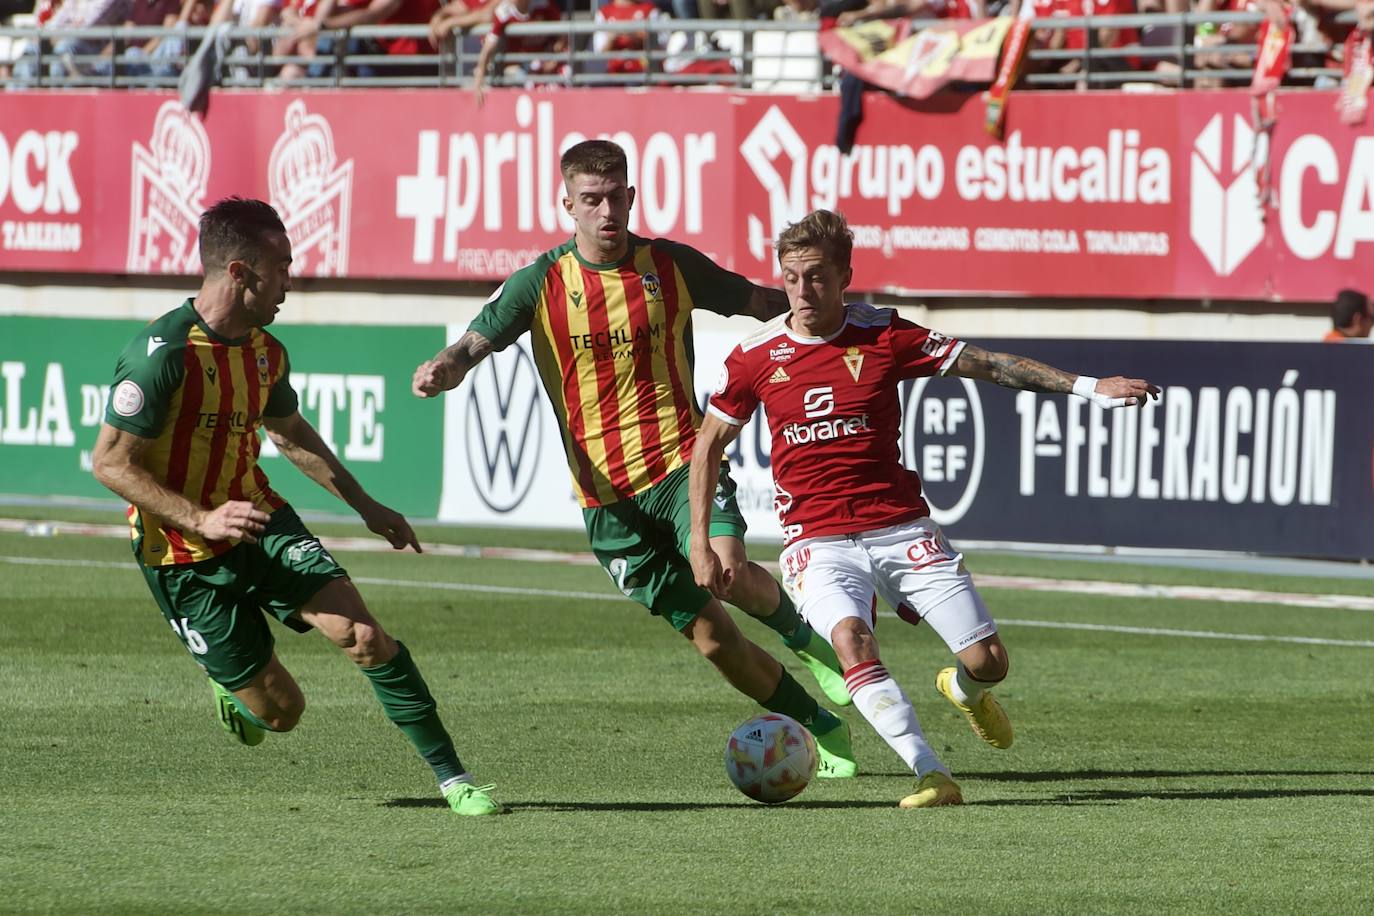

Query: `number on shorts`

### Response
(606, 557, 635, 598)
(169, 617, 208, 655)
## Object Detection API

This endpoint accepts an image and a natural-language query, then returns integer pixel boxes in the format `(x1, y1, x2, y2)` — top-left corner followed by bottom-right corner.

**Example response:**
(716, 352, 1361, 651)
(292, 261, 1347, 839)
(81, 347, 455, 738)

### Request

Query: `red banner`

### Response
(818, 18, 1011, 100)
(0, 88, 1369, 300)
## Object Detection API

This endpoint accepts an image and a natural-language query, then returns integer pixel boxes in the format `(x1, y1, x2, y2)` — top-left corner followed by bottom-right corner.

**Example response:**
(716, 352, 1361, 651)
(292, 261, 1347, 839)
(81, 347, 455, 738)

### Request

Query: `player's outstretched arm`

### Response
(91, 423, 269, 543)
(263, 411, 421, 552)
(950, 344, 1160, 408)
(688, 413, 744, 599)
(742, 285, 790, 322)
(412, 330, 494, 398)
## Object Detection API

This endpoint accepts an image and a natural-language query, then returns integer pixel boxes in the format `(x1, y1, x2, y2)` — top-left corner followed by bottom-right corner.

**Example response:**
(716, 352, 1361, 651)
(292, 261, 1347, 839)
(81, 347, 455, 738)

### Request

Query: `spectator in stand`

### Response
(773, 0, 818, 18)
(834, 0, 936, 27)
(427, 0, 496, 55)
(472, 0, 563, 106)
(1324, 289, 1372, 341)
(1300, 0, 1371, 83)
(2, 0, 62, 80)
(696, 0, 778, 22)
(206, 0, 285, 74)
(1340, 0, 1374, 96)
(281, 0, 437, 80)
(1194, 0, 1268, 86)
(1026, 0, 1139, 80)
(101, 0, 200, 78)
(11, 0, 132, 81)
(593, 0, 664, 75)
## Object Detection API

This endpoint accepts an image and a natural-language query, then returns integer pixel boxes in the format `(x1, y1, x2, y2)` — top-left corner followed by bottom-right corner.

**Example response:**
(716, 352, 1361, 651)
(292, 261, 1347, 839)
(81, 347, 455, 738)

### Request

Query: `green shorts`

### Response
(582, 462, 748, 632)
(139, 505, 348, 690)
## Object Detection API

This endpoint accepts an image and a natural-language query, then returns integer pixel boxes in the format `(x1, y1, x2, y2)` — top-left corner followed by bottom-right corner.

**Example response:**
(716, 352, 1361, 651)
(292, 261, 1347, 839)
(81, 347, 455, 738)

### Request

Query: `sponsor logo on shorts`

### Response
(286, 539, 332, 564)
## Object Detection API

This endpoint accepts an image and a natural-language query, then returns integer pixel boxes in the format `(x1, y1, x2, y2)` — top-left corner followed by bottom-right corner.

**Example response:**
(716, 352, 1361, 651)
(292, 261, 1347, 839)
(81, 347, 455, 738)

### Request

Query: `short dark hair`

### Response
(1332, 288, 1370, 329)
(560, 140, 628, 184)
(775, 209, 854, 271)
(198, 197, 287, 274)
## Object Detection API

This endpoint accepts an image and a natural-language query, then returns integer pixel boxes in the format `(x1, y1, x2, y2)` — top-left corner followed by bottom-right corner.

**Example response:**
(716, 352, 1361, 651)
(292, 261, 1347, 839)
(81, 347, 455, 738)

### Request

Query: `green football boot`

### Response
(443, 781, 504, 816)
(211, 680, 265, 747)
(785, 624, 852, 707)
(810, 712, 858, 779)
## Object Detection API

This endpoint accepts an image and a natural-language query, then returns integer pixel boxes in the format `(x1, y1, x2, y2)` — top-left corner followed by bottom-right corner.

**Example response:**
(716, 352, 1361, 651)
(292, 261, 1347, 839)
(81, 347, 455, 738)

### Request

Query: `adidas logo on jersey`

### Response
(767, 367, 790, 384)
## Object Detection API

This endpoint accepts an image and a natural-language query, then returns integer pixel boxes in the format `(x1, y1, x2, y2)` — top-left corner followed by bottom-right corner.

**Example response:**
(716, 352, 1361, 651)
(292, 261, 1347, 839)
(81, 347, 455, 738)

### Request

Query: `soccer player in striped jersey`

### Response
(689, 209, 1159, 807)
(413, 139, 858, 778)
(92, 197, 501, 817)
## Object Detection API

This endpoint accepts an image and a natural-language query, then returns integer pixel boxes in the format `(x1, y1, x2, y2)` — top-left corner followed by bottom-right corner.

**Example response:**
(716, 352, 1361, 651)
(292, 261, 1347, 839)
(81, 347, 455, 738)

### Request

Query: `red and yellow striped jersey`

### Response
(105, 300, 298, 566)
(469, 236, 757, 507)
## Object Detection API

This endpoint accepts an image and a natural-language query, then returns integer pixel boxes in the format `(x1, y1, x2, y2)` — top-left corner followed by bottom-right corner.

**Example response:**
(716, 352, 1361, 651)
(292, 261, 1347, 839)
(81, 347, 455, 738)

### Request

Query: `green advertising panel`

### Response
(0, 316, 446, 518)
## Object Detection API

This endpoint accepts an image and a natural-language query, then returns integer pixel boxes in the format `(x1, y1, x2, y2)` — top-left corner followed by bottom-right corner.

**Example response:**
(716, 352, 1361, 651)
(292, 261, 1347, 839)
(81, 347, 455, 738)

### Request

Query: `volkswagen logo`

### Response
(464, 344, 543, 513)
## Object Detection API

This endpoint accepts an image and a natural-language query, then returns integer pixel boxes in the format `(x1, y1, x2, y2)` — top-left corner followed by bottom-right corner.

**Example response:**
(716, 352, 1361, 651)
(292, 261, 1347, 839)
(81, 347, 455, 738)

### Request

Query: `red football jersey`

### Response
(709, 304, 964, 546)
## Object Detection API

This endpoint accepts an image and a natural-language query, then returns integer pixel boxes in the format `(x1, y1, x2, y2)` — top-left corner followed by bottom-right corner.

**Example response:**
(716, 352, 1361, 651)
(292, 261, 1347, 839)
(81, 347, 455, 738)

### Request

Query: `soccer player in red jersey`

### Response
(413, 141, 859, 779)
(689, 209, 1159, 808)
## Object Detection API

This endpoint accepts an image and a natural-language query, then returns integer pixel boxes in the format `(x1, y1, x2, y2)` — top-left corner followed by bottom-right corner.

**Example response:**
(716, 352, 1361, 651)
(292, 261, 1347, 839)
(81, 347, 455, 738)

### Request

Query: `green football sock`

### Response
(760, 667, 822, 729)
(361, 641, 466, 784)
(755, 586, 806, 644)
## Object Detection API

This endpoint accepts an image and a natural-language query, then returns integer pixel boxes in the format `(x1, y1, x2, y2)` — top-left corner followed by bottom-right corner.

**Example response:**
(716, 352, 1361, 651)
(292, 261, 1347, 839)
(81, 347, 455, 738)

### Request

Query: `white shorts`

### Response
(779, 518, 996, 654)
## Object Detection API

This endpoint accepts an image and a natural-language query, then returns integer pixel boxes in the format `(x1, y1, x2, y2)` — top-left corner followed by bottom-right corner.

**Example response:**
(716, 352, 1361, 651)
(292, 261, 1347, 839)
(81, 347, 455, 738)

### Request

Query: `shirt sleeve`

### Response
(466, 257, 547, 352)
(658, 239, 757, 318)
(263, 351, 298, 418)
(888, 315, 965, 380)
(706, 347, 758, 426)
(103, 334, 186, 438)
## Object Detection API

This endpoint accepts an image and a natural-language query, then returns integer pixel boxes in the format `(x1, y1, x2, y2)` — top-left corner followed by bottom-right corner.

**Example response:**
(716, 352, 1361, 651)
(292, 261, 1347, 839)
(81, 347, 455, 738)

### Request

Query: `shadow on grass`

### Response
(958, 768, 1374, 782)
(384, 798, 898, 811)
(966, 787, 1374, 806)
(383, 769, 1374, 812)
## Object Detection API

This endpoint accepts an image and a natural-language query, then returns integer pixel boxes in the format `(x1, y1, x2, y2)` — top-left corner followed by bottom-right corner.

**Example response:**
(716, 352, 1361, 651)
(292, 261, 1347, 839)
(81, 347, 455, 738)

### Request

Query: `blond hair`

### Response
(775, 209, 853, 271)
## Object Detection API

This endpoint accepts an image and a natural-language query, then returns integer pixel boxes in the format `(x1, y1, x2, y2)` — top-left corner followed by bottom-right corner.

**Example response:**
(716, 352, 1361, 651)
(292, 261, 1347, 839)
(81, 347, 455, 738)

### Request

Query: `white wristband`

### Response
(1072, 375, 1099, 400)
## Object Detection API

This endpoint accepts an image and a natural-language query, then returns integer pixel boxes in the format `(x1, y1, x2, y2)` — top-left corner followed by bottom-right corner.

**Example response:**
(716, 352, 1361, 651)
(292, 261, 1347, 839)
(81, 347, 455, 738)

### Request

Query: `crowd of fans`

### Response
(0, 0, 1369, 87)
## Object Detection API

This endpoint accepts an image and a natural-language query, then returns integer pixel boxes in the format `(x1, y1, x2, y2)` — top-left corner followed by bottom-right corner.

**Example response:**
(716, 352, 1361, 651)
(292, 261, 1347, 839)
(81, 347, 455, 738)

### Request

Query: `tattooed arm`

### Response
(411, 330, 494, 398)
(951, 344, 1160, 407)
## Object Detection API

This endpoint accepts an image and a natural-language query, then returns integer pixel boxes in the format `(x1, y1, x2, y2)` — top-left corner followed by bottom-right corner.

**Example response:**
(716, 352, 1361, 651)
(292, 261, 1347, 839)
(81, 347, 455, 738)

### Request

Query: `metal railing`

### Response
(0, 11, 1359, 92)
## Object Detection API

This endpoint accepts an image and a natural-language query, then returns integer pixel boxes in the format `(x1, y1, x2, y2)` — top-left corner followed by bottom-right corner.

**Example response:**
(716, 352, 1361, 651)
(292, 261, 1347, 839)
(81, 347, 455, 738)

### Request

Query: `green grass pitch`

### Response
(2, 509, 1373, 915)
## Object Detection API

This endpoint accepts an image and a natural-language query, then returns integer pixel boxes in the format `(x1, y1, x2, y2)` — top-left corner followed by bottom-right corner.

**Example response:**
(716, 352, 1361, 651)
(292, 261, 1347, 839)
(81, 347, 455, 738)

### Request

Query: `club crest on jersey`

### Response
(842, 346, 864, 382)
(257, 354, 270, 383)
(641, 272, 663, 302)
(767, 366, 790, 384)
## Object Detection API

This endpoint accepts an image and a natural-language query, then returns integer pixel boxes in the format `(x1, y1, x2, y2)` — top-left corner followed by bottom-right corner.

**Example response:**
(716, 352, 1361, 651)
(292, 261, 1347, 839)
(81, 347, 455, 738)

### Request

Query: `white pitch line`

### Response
(992, 617, 1374, 649)
(6, 517, 1374, 611)
(4, 554, 1373, 650)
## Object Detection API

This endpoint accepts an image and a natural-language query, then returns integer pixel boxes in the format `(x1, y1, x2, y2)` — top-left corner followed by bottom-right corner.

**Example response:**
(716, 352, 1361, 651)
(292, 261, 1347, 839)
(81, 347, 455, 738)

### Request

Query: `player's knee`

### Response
(343, 622, 395, 668)
(963, 639, 1009, 683)
(257, 692, 305, 732)
(829, 619, 875, 669)
(266, 703, 303, 733)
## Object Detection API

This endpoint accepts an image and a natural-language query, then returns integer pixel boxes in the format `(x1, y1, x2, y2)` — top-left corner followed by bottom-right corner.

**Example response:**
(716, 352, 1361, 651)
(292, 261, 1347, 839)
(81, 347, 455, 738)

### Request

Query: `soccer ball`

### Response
(724, 713, 818, 804)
